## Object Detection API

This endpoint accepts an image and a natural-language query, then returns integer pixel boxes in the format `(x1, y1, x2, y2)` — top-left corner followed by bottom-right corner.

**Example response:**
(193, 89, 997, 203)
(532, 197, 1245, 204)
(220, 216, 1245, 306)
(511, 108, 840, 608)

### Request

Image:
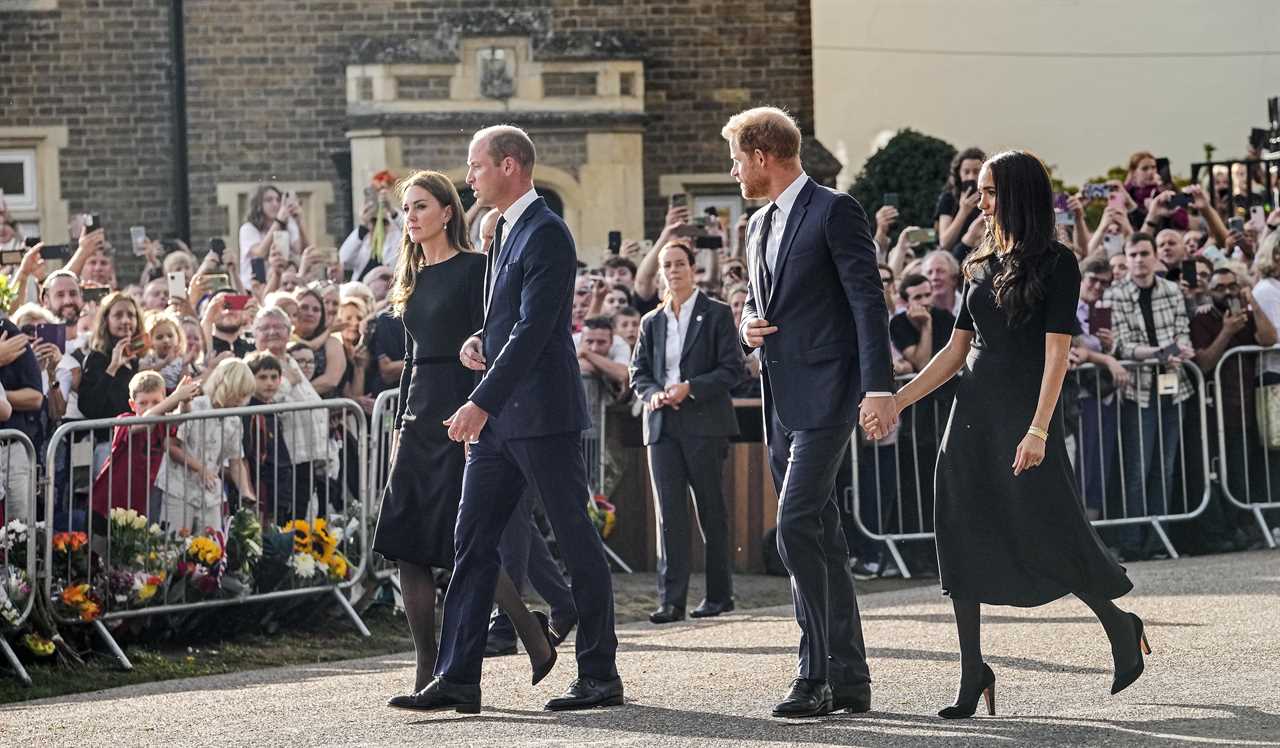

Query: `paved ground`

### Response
(3, 550, 1279, 747)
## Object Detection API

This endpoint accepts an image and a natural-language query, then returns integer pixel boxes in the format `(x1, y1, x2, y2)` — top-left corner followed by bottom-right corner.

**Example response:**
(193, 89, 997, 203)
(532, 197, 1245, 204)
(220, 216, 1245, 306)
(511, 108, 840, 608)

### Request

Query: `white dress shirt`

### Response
(764, 172, 809, 275)
(662, 290, 699, 387)
(496, 187, 541, 256)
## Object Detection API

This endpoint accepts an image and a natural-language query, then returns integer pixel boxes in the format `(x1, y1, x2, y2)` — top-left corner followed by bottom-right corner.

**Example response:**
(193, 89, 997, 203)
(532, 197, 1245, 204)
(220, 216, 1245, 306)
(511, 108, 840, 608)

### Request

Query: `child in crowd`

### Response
(287, 342, 317, 382)
(154, 358, 258, 533)
(242, 351, 296, 525)
(139, 311, 188, 391)
(89, 371, 199, 523)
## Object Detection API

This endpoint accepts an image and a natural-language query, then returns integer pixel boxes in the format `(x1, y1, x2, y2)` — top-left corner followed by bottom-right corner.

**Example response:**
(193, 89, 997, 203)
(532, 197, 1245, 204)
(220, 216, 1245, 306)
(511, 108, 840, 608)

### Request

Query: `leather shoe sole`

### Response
(690, 600, 735, 618)
(386, 695, 481, 714)
(545, 693, 624, 711)
(771, 697, 833, 718)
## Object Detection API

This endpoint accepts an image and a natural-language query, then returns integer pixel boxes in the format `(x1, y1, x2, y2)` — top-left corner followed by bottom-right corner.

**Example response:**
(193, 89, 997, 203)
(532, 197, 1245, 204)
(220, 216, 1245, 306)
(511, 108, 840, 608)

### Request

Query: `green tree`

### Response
(848, 129, 956, 240)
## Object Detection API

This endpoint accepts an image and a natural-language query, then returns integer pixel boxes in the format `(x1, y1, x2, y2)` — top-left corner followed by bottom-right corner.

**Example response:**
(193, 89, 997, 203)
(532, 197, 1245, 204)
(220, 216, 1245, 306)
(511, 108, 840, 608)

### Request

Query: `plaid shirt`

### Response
(1103, 277, 1193, 406)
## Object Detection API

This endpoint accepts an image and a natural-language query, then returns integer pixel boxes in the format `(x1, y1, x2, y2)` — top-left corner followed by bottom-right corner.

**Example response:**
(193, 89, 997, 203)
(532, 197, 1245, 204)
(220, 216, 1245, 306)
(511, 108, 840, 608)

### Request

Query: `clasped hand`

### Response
(858, 396, 899, 441)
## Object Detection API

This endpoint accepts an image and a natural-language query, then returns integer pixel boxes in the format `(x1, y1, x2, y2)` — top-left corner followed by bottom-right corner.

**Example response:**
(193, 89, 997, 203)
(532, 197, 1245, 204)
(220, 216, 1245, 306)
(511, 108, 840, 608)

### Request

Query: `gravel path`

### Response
(3, 550, 1278, 747)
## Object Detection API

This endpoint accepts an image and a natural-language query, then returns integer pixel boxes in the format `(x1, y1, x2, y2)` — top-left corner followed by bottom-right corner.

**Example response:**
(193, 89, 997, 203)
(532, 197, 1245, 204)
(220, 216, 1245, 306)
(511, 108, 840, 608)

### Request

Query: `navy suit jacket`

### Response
(739, 177, 893, 432)
(470, 197, 589, 439)
(629, 293, 744, 446)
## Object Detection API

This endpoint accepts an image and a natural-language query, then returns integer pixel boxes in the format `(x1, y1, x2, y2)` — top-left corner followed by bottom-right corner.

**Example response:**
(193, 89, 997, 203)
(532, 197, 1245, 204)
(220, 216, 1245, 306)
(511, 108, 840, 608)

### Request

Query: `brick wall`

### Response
(3, 0, 816, 251)
(0, 0, 176, 252)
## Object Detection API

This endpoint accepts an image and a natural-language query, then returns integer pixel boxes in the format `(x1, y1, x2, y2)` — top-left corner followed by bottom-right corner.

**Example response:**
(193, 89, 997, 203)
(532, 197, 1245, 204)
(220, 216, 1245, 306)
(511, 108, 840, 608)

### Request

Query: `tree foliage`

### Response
(848, 129, 956, 238)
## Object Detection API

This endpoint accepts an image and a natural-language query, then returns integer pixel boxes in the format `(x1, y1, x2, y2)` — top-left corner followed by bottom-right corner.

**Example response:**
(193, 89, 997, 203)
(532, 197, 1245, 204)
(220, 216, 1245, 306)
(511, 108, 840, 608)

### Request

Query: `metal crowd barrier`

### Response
(0, 429, 38, 686)
(42, 399, 370, 669)
(848, 361, 1212, 578)
(368, 388, 399, 583)
(1214, 345, 1280, 549)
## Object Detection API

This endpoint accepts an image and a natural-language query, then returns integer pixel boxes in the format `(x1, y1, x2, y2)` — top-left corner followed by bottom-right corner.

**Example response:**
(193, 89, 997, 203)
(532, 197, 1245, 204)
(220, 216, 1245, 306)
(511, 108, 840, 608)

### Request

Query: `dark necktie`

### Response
(757, 204, 779, 307)
(485, 216, 506, 312)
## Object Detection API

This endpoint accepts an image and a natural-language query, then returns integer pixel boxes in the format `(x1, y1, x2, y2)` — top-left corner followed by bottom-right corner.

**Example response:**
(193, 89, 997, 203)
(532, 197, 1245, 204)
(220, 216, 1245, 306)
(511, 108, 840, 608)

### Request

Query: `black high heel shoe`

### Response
(1111, 612, 1151, 695)
(529, 611, 558, 686)
(938, 663, 996, 719)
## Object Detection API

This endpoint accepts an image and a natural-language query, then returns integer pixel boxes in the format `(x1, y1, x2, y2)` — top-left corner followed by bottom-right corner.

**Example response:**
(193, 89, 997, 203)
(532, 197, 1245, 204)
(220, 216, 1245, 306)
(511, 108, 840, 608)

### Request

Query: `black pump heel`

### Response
(938, 663, 996, 719)
(1111, 612, 1150, 695)
(529, 611, 558, 686)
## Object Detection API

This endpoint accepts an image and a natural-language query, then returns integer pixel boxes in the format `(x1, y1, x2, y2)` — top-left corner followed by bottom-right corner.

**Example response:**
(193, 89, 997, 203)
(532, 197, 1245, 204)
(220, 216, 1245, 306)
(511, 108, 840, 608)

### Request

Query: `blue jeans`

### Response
(1117, 396, 1182, 549)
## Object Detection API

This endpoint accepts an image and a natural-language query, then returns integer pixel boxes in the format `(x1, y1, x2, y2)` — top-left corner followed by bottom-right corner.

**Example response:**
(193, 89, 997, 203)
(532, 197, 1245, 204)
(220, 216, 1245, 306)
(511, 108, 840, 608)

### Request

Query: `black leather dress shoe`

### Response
(771, 678, 832, 718)
(648, 605, 685, 624)
(544, 676, 625, 711)
(690, 599, 735, 618)
(387, 677, 481, 714)
(830, 682, 871, 713)
(549, 613, 578, 647)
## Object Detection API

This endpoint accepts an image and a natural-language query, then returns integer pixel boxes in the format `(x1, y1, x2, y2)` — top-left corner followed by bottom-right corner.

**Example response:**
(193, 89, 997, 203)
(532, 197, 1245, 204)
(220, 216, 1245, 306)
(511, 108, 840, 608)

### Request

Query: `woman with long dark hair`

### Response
(374, 170, 556, 710)
(239, 184, 310, 289)
(935, 147, 986, 255)
(290, 285, 346, 396)
(865, 151, 1148, 719)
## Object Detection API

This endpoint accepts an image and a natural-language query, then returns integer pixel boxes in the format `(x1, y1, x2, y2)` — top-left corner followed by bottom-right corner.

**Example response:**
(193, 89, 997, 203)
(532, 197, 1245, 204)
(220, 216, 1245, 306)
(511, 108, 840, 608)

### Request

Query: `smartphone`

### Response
(1081, 183, 1110, 201)
(904, 228, 937, 244)
(1108, 191, 1128, 211)
(1228, 297, 1243, 315)
(271, 230, 290, 261)
(1055, 210, 1074, 226)
(669, 193, 689, 212)
(33, 323, 67, 352)
(607, 230, 622, 254)
(40, 244, 70, 271)
(882, 193, 899, 208)
(0, 249, 23, 265)
(167, 271, 187, 300)
(250, 256, 268, 284)
(1250, 127, 1269, 151)
(205, 273, 232, 293)
(1168, 194, 1192, 210)
(82, 286, 109, 304)
(1181, 259, 1199, 288)
(1201, 245, 1228, 264)
(1165, 265, 1182, 283)
(130, 226, 147, 256)
(694, 234, 724, 250)
(1156, 340, 1181, 362)
(129, 334, 150, 356)
(209, 237, 226, 259)
(1155, 157, 1173, 187)
(1103, 234, 1125, 256)
(1088, 304, 1112, 333)
(23, 236, 40, 248)
(222, 294, 251, 311)
(1250, 205, 1268, 227)
(1228, 216, 1246, 233)
(83, 214, 102, 234)
(960, 180, 977, 195)
(363, 186, 376, 205)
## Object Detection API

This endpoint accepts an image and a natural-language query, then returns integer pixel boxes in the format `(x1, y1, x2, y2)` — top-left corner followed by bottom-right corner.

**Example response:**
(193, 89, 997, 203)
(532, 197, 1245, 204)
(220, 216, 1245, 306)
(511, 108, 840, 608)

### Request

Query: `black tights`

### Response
(950, 593, 1137, 696)
(398, 562, 551, 692)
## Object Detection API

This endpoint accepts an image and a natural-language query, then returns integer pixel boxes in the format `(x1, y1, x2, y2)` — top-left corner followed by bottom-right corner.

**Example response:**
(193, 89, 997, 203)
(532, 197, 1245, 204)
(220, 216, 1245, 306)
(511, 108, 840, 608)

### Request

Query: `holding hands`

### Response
(858, 395, 899, 441)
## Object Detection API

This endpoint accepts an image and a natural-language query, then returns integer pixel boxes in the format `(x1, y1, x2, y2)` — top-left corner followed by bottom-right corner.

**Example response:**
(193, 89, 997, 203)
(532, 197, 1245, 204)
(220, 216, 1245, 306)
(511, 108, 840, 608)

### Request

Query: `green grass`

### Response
(0, 572, 927, 704)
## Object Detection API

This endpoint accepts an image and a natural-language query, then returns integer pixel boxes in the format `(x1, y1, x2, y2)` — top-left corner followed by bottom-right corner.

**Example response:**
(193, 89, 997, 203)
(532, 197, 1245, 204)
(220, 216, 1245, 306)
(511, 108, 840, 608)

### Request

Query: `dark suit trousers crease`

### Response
(436, 430, 618, 684)
(494, 489, 576, 624)
(648, 431, 734, 608)
(768, 406, 870, 686)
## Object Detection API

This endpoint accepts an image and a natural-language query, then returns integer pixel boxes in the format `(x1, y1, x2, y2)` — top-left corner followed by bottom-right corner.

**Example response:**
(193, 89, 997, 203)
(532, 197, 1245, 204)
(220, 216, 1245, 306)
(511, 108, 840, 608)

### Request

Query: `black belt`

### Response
(414, 355, 456, 365)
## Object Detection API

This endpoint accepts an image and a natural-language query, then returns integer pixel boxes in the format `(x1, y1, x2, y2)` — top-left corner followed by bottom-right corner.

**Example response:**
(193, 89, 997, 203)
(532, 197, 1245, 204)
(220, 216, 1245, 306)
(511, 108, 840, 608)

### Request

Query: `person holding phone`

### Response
(1102, 233, 1194, 561)
(866, 151, 1145, 719)
(78, 292, 145, 469)
(340, 180, 403, 281)
(935, 147, 986, 253)
(239, 184, 308, 289)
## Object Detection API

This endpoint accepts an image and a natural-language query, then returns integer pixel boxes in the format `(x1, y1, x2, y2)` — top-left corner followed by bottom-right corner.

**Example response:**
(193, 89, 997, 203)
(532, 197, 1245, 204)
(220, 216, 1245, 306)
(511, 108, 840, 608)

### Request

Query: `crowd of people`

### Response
(0, 145, 1277, 572)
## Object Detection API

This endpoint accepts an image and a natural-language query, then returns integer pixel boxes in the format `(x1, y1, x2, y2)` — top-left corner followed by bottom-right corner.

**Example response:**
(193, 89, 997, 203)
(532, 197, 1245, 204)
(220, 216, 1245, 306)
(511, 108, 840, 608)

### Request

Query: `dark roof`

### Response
(802, 137, 843, 186)
(348, 11, 645, 65)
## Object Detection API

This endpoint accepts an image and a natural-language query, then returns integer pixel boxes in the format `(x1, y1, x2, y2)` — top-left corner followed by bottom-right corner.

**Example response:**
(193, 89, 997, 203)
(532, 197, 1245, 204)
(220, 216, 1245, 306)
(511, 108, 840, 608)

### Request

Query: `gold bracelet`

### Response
(1027, 426, 1049, 441)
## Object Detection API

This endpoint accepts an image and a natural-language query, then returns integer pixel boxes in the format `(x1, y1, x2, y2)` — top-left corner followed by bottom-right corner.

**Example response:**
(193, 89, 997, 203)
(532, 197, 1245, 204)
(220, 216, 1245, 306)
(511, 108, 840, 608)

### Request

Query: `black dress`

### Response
(372, 251, 486, 568)
(935, 246, 1133, 606)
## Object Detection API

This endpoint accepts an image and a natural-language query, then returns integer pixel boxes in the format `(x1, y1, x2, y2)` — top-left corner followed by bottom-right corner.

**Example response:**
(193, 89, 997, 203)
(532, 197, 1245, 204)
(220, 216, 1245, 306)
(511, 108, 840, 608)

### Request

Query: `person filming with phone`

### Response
(935, 147, 986, 254)
(239, 185, 308, 290)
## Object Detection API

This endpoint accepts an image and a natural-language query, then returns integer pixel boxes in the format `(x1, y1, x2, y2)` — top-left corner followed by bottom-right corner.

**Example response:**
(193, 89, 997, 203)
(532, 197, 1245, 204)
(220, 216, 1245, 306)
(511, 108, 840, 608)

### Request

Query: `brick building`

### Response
(1, 0, 839, 266)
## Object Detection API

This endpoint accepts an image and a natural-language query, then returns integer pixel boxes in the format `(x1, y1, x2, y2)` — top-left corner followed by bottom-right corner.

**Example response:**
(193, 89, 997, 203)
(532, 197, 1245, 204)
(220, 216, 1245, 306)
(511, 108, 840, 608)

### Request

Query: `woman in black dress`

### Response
(866, 151, 1150, 719)
(373, 170, 555, 707)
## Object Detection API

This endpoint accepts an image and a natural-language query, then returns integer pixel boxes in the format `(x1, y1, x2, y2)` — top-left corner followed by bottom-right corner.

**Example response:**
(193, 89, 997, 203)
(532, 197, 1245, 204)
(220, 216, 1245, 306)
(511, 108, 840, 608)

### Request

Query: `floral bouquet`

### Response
(56, 582, 102, 622)
(587, 495, 616, 540)
(51, 530, 92, 581)
(277, 518, 351, 586)
(105, 508, 166, 570)
(0, 565, 31, 629)
(172, 528, 226, 598)
(0, 518, 33, 567)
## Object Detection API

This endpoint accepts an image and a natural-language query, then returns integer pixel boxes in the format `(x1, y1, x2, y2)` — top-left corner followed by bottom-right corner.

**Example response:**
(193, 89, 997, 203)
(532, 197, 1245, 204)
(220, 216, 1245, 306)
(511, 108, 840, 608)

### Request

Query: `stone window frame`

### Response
(0, 126, 69, 241)
(214, 181, 335, 257)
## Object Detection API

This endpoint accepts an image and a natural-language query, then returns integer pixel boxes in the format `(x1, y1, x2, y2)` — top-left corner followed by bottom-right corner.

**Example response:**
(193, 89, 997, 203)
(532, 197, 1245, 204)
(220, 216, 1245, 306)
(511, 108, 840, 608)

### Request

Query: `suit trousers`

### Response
(648, 425, 733, 608)
(767, 405, 870, 686)
(436, 429, 618, 685)
(489, 489, 577, 638)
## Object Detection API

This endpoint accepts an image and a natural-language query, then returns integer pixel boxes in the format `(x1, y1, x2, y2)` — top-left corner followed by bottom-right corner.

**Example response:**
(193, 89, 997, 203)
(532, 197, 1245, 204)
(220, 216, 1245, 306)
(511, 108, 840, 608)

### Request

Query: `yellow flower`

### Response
(282, 520, 312, 554)
(328, 553, 349, 580)
(187, 537, 223, 566)
(137, 584, 157, 602)
(61, 583, 89, 606)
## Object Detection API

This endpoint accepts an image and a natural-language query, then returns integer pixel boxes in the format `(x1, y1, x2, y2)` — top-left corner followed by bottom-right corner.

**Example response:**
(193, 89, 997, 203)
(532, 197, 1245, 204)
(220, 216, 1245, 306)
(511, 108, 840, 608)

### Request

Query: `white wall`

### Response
(812, 0, 1280, 188)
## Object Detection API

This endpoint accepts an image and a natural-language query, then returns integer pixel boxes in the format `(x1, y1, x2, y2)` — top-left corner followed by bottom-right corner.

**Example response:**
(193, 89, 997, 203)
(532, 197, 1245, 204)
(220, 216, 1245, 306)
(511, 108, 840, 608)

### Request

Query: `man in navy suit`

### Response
(725, 107, 897, 718)
(411, 125, 621, 713)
